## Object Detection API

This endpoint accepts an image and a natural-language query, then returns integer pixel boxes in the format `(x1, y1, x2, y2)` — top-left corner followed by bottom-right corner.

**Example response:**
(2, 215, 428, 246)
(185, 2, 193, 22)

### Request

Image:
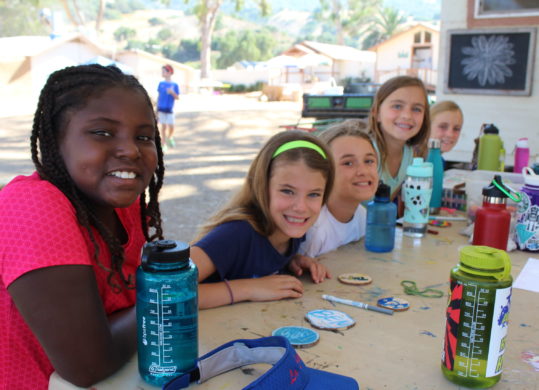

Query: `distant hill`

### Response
(384, 0, 441, 20)
(91, 1, 441, 63)
(98, 0, 441, 45)
(94, 7, 298, 49)
(94, 9, 200, 48)
(221, 0, 441, 22)
(164, 0, 441, 26)
(266, 10, 312, 38)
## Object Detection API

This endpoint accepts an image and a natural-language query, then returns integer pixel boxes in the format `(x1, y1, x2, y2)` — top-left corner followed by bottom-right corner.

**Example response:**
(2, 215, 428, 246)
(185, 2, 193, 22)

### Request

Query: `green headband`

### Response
(272, 140, 327, 159)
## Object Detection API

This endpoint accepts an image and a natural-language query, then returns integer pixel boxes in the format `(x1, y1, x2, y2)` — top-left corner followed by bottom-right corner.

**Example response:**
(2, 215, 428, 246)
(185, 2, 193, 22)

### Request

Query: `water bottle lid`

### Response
(428, 138, 441, 149)
(516, 137, 529, 148)
(141, 240, 190, 268)
(522, 166, 539, 186)
(406, 157, 433, 177)
(459, 245, 511, 280)
(375, 181, 390, 199)
(483, 124, 499, 135)
(482, 175, 508, 198)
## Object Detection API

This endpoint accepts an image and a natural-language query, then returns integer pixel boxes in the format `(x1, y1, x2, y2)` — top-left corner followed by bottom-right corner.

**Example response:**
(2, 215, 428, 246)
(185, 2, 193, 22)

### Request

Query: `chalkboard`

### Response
(444, 28, 536, 96)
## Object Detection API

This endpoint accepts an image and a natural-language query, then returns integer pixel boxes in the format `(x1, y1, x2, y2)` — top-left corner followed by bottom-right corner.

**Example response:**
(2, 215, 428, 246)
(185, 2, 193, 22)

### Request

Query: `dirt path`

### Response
(0, 93, 302, 241)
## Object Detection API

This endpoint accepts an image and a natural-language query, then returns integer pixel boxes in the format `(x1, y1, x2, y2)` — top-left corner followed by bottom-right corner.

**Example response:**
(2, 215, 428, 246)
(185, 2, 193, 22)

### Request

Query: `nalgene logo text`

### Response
(141, 316, 147, 346)
(149, 363, 177, 374)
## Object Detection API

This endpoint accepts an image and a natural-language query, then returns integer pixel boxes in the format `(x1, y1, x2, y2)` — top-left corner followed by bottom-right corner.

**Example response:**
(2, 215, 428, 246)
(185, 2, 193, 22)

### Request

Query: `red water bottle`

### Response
(472, 175, 511, 250)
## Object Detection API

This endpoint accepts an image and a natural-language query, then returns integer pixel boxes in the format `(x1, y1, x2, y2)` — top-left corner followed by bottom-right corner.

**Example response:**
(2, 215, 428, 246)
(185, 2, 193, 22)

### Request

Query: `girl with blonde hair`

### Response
(191, 131, 335, 309)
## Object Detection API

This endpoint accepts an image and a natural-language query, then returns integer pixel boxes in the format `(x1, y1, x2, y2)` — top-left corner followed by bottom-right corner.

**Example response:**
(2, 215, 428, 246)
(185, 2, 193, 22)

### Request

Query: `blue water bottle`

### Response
(136, 240, 198, 386)
(427, 138, 444, 214)
(365, 181, 397, 252)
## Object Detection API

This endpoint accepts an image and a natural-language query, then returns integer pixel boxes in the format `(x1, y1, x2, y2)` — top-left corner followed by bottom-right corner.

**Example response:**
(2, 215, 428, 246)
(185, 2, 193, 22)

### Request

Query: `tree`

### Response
(361, 6, 406, 48)
(374, 6, 406, 41)
(157, 27, 172, 41)
(0, 0, 48, 36)
(162, 39, 200, 63)
(45, 0, 145, 38)
(113, 26, 136, 42)
(214, 29, 276, 69)
(58, 0, 105, 34)
(181, 0, 269, 79)
(316, 0, 381, 46)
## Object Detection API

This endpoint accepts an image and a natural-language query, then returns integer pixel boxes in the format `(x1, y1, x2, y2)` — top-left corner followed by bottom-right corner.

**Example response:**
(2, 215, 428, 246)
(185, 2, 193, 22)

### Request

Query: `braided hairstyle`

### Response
(30, 64, 165, 292)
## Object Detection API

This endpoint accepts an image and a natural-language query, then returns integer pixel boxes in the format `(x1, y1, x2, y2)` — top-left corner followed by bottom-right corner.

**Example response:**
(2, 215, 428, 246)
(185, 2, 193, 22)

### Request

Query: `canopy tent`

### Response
(266, 54, 330, 69)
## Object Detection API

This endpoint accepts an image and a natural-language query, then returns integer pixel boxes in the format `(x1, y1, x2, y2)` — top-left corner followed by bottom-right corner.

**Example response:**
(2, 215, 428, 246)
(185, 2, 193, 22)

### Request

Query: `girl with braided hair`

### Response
(0, 64, 165, 389)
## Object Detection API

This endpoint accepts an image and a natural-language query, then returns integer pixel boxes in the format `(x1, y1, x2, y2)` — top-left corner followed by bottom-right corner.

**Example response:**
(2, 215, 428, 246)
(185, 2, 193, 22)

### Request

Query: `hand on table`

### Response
(243, 274, 304, 302)
(289, 254, 331, 284)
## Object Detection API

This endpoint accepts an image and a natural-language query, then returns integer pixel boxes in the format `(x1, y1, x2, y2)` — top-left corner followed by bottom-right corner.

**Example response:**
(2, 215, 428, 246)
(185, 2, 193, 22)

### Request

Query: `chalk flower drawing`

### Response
(460, 35, 516, 86)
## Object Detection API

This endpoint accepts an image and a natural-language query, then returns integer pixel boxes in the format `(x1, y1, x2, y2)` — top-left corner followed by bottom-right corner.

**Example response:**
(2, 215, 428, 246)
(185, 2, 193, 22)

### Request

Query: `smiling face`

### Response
(59, 86, 158, 217)
(431, 110, 463, 153)
(330, 136, 378, 204)
(267, 160, 326, 250)
(377, 86, 426, 147)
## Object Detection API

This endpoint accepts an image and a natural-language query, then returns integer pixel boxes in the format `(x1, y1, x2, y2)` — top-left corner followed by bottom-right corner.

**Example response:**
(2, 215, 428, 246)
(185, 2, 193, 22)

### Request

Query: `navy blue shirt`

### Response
(194, 220, 304, 282)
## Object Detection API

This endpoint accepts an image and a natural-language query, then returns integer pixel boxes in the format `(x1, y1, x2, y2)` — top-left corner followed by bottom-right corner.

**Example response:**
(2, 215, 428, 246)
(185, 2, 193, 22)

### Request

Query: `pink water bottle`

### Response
(514, 138, 530, 173)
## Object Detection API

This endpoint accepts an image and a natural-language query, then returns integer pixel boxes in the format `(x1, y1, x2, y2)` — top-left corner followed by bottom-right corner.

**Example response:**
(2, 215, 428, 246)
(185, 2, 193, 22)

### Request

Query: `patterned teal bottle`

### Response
(136, 240, 198, 386)
(402, 158, 433, 237)
(441, 246, 512, 388)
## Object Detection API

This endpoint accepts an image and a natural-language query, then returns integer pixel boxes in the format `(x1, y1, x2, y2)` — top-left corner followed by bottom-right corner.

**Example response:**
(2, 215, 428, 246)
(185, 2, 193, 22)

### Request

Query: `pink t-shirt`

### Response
(0, 172, 146, 389)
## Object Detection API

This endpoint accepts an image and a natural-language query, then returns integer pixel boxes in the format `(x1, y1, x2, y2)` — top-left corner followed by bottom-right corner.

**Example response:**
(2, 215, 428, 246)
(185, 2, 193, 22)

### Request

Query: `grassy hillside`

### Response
(94, 7, 299, 63)
(95, 9, 199, 48)
(91, 1, 440, 65)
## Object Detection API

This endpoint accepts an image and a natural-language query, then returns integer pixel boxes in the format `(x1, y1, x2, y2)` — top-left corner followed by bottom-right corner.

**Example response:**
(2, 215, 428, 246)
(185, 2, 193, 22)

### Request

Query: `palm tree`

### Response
(375, 6, 406, 41)
(317, 0, 381, 46)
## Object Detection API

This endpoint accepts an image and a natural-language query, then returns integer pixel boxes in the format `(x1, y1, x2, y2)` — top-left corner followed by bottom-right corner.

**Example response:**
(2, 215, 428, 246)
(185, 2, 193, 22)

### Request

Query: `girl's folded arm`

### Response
(192, 246, 304, 309)
(198, 276, 304, 309)
(8, 264, 136, 388)
(191, 245, 231, 309)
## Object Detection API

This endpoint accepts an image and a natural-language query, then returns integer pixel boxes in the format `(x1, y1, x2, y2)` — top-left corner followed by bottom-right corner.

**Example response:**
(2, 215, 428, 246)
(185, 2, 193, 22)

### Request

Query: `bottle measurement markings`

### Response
(456, 284, 490, 378)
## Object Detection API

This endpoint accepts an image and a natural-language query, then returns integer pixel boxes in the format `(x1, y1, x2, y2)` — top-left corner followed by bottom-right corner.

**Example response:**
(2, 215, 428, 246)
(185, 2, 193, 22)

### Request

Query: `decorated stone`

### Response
(338, 273, 373, 285)
(272, 326, 320, 348)
(305, 309, 355, 330)
(377, 297, 410, 311)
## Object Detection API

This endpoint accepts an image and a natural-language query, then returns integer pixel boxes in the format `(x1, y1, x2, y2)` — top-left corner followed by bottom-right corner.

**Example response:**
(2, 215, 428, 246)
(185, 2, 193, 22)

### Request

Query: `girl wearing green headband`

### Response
(191, 131, 334, 309)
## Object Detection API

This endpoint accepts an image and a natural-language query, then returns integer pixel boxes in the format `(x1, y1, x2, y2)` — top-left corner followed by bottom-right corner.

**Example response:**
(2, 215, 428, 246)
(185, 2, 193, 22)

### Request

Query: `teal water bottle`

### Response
(477, 124, 505, 171)
(427, 138, 444, 214)
(365, 181, 397, 252)
(136, 240, 198, 386)
(532, 156, 539, 175)
(441, 246, 512, 388)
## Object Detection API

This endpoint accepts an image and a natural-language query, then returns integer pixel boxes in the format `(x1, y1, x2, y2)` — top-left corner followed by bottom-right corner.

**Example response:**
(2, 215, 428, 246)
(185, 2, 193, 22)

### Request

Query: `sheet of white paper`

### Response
(513, 258, 539, 293)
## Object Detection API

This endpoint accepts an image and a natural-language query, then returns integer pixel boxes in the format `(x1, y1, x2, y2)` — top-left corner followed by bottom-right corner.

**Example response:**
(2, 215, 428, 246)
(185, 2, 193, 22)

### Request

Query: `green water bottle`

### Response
(441, 246, 512, 388)
(477, 124, 505, 171)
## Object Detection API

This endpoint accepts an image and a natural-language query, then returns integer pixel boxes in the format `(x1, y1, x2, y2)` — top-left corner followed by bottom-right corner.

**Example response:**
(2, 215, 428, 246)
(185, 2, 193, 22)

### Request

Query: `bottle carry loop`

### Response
(492, 177, 522, 203)
(400, 280, 444, 298)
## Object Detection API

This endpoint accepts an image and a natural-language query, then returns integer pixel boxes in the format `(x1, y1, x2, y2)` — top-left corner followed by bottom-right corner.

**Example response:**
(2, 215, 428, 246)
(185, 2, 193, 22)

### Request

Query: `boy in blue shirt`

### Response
(157, 64, 180, 149)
